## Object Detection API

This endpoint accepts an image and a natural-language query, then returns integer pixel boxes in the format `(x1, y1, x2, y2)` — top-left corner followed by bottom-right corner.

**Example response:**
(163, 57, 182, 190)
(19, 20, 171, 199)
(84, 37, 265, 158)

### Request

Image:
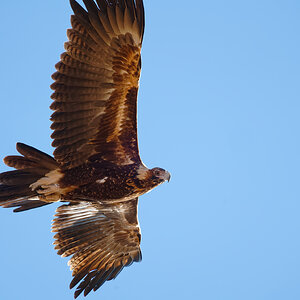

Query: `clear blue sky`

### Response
(0, 0, 300, 299)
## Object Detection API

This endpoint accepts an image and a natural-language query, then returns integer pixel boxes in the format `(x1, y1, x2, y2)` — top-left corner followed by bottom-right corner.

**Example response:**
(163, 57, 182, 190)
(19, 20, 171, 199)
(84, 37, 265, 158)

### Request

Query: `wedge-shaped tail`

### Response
(0, 143, 58, 212)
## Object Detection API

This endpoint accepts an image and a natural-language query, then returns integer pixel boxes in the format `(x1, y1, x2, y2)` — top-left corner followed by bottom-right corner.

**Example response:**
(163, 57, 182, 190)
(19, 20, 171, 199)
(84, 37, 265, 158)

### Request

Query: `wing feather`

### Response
(52, 198, 141, 298)
(82, 0, 100, 15)
(51, 0, 144, 169)
(95, 0, 108, 12)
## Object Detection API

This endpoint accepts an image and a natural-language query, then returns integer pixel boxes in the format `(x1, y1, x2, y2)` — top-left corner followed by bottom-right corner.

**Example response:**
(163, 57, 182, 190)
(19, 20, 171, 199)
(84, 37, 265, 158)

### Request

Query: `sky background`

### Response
(0, 0, 300, 299)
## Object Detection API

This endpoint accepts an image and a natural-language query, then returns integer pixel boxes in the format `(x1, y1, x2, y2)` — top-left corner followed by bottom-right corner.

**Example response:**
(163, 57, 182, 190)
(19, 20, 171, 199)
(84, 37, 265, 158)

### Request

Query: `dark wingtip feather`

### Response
(135, 0, 145, 39)
(73, 271, 98, 298)
(106, 265, 124, 281)
(134, 249, 142, 262)
(70, 267, 90, 289)
(95, 0, 108, 12)
(90, 268, 114, 293)
(83, 270, 106, 296)
(82, 0, 99, 15)
(74, 289, 81, 299)
(70, 0, 89, 20)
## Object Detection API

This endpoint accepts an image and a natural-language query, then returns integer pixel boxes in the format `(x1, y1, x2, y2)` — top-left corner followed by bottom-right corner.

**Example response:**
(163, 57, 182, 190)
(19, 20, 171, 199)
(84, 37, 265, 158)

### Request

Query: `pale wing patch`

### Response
(96, 176, 108, 184)
(106, 102, 130, 143)
(105, 40, 141, 144)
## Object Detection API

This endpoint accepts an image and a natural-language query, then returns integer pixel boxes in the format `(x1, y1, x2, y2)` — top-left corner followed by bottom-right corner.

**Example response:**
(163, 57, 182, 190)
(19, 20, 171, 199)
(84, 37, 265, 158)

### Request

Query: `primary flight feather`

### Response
(0, 0, 170, 298)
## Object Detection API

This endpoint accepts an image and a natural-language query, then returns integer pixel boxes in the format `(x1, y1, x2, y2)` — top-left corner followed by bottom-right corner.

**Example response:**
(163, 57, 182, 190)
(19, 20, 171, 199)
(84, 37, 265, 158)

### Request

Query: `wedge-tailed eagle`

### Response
(0, 0, 170, 297)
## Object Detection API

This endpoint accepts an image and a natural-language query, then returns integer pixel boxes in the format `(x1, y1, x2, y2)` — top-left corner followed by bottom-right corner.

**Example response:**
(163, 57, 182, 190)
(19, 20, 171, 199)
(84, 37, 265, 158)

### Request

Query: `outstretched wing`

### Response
(52, 198, 141, 298)
(50, 0, 145, 169)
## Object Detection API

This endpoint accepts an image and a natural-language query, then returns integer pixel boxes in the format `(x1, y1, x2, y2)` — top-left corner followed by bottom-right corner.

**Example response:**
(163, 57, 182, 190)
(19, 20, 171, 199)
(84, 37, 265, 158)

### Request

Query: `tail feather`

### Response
(0, 197, 51, 212)
(0, 185, 33, 198)
(0, 143, 58, 212)
(4, 143, 58, 170)
(4, 156, 43, 170)
(0, 170, 41, 185)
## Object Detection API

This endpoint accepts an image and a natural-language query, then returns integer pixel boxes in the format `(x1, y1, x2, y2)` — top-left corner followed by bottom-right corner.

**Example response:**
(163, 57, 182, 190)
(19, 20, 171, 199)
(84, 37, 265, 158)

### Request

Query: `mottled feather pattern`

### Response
(0, 0, 171, 298)
(51, 0, 145, 169)
(52, 198, 141, 298)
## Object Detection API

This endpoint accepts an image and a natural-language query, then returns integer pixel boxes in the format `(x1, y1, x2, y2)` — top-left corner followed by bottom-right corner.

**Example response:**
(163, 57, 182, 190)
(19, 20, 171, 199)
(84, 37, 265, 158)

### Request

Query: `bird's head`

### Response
(150, 167, 171, 184)
(136, 165, 170, 188)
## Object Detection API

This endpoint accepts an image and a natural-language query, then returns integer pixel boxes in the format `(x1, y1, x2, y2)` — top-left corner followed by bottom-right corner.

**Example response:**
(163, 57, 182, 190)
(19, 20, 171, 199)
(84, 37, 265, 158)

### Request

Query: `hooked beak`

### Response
(165, 171, 171, 182)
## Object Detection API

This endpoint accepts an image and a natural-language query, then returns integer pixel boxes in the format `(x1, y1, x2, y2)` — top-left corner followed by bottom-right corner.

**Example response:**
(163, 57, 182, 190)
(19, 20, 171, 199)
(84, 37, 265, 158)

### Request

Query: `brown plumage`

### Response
(0, 0, 170, 298)
(51, 0, 144, 169)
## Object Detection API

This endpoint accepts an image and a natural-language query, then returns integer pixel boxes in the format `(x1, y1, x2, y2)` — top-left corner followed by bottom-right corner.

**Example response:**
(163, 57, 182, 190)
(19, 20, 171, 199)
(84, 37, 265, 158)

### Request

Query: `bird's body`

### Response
(34, 159, 166, 203)
(0, 0, 170, 298)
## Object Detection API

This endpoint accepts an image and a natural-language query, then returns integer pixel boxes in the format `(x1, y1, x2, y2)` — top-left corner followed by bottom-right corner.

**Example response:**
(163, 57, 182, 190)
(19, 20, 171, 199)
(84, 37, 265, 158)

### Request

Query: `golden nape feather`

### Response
(0, 0, 170, 298)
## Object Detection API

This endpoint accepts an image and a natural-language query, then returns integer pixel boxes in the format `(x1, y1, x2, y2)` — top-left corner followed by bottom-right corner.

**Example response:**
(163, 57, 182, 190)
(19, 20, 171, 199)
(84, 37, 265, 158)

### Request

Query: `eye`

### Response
(154, 170, 161, 177)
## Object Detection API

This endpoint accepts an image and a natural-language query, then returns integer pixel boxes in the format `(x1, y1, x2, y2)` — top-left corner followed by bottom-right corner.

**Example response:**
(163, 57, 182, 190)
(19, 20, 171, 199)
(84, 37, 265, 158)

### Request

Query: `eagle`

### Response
(0, 0, 170, 298)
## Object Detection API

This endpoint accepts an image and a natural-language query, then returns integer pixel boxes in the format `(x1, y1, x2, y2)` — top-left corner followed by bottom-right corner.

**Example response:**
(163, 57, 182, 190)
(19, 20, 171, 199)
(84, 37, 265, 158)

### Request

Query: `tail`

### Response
(0, 143, 59, 212)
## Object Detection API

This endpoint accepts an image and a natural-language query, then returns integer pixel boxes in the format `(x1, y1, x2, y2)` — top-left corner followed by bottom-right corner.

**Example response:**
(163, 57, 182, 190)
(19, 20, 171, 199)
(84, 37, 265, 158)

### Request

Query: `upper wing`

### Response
(52, 198, 141, 298)
(50, 0, 145, 169)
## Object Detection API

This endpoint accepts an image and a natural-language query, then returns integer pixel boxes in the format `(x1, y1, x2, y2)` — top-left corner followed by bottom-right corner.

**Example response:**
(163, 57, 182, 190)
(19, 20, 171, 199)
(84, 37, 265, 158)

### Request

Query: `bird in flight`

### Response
(0, 0, 170, 298)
